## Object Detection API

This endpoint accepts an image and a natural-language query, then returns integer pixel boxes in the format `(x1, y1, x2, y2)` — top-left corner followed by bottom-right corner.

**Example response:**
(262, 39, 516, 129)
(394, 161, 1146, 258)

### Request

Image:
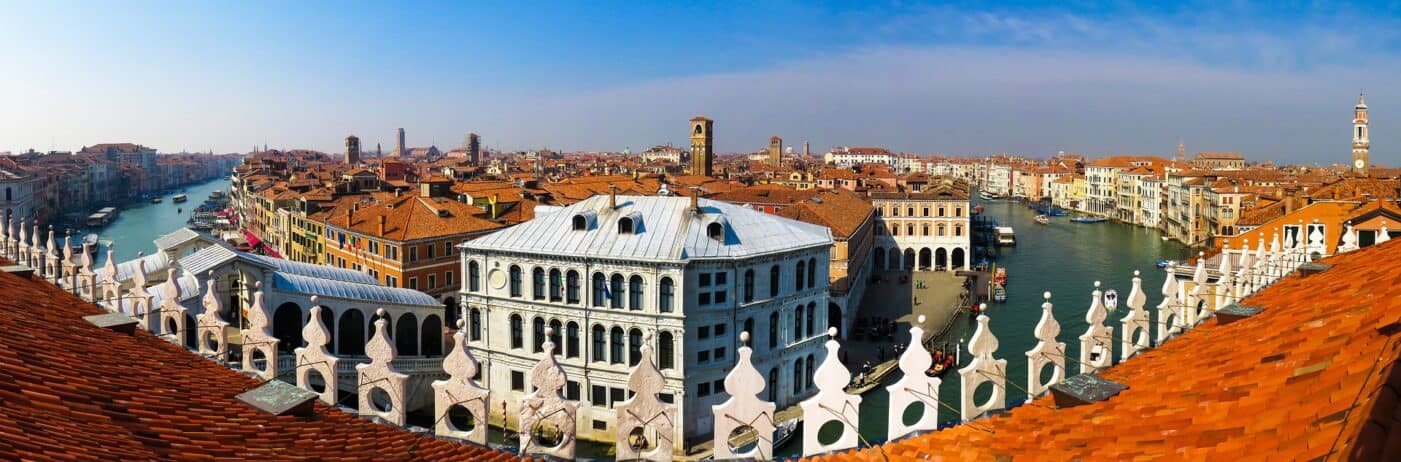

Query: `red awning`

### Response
(241, 229, 262, 247)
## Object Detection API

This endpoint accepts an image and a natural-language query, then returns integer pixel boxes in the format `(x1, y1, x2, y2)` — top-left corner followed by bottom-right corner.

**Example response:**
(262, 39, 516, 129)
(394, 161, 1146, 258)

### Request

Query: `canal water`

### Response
(93, 178, 231, 264)
(778, 196, 1191, 458)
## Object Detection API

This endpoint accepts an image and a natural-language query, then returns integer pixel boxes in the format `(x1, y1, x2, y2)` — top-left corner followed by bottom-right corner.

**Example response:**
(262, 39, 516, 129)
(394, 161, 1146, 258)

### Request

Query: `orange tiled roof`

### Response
(818, 240, 1401, 461)
(323, 194, 505, 241)
(0, 262, 516, 461)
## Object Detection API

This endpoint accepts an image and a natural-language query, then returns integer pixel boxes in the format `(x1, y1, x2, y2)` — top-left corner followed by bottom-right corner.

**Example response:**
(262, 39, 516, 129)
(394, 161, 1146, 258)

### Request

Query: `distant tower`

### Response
(467, 133, 481, 165)
(395, 128, 406, 157)
(690, 116, 714, 176)
(1353, 92, 1370, 176)
(768, 136, 783, 166)
(345, 135, 361, 164)
(376, 143, 382, 158)
(803, 141, 810, 158)
(1176, 139, 1186, 163)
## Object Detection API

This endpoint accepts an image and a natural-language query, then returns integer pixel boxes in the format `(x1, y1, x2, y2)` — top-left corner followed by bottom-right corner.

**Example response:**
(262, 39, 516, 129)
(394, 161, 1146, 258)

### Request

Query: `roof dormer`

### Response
(572, 211, 597, 231)
(618, 212, 643, 234)
(707, 217, 729, 242)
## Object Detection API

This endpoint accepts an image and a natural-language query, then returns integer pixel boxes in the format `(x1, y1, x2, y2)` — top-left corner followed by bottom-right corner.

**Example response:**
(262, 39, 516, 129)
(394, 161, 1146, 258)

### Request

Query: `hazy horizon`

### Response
(2, 1, 1396, 165)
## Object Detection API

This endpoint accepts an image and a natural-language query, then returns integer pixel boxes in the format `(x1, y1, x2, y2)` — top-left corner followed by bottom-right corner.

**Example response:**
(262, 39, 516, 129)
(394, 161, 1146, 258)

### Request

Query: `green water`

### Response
(94, 178, 231, 264)
(778, 196, 1190, 457)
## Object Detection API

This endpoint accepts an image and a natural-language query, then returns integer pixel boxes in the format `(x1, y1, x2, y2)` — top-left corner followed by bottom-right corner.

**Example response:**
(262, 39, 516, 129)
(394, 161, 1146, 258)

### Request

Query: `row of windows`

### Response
(880, 223, 964, 237)
(877, 204, 964, 218)
(496, 313, 678, 370)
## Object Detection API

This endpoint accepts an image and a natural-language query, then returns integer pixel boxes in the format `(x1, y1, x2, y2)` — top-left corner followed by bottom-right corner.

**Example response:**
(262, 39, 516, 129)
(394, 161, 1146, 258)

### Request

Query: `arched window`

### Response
(566, 322, 580, 358)
(467, 261, 480, 292)
(591, 324, 605, 362)
(532, 268, 546, 300)
(618, 217, 635, 234)
(743, 270, 755, 303)
(807, 258, 817, 288)
(769, 265, 781, 297)
(609, 274, 624, 308)
(805, 354, 815, 390)
(922, 224, 930, 236)
(610, 326, 624, 364)
(628, 275, 644, 310)
(795, 261, 806, 291)
(773, 312, 784, 348)
(658, 277, 674, 313)
(509, 265, 522, 298)
(937, 224, 946, 236)
(891, 224, 899, 236)
(510, 314, 523, 349)
(793, 360, 803, 394)
(744, 317, 755, 340)
(532, 317, 546, 353)
(3, 187, 9, 202)
(955, 225, 963, 236)
(907, 224, 915, 235)
(806, 301, 815, 336)
(768, 368, 779, 402)
(707, 222, 724, 241)
(794, 305, 805, 341)
(572, 215, 587, 230)
(629, 328, 643, 366)
(548, 269, 563, 301)
(592, 272, 606, 307)
(565, 270, 580, 304)
(658, 331, 674, 370)
(469, 308, 482, 341)
(421, 315, 443, 356)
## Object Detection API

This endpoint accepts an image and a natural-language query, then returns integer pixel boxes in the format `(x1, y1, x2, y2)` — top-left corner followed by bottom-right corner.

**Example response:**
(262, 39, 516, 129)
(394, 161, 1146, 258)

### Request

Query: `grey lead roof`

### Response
(464, 195, 832, 261)
(270, 272, 439, 307)
(178, 245, 378, 285)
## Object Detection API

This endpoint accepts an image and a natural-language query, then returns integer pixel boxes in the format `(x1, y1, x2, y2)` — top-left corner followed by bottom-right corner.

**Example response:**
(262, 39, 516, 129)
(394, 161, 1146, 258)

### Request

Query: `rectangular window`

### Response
(445, 242, 453, 256)
(610, 387, 625, 407)
(592, 420, 607, 430)
(714, 290, 727, 304)
(591, 385, 607, 406)
(714, 347, 726, 360)
(699, 326, 710, 339)
(714, 324, 726, 336)
(713, 379, 724, 394)
(715, 272, 727, 285)
(446, 271, 455, 286)
(698, 382, 711, 397)
(409, 246, 418, 262)
(699, 273, 711, 287)
(409, 277, 418, 290)
(510, 370, 525, 391)
(698, 350, 710, 362)
(699, 292, 711, 305)
(659, 393, 674, 404)
(426, 244, 435, 259)
(428, 274, 437, 289)
(566, 381, 580, 401)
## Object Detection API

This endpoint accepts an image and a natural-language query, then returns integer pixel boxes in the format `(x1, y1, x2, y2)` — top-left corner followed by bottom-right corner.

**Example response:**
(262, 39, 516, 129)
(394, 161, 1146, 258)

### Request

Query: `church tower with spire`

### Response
(1352, 92, 1370, 177)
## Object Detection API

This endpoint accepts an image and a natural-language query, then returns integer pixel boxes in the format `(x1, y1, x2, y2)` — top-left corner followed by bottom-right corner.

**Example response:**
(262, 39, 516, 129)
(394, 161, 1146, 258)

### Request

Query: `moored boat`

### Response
(1070, 216, 1107, 223)
(1034, 214, 1050, 225)
(172, 194, 188, 203)
(150, 197, 162, 204)
(773, 418, 799, 449)
(993, 283, 1007, 302)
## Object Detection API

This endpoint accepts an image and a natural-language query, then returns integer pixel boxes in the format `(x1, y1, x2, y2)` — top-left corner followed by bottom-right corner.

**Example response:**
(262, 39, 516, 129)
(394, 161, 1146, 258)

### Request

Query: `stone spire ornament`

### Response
(0, 214, 9, 258)
(887, 315, 941, 440)
(958, 312, 1007, 421)
(127, 254, 154, 326)
(1339, 222, 1359, 253)
(1252, 237, 1269, 289)
(100, 244, 121, 309)
(157, 268, 187, 344)
(518, 326, 577, 460)
(196, 271, 230, 363)
(1120, 271, 1150, 361)
(712, 331, 776, 460)
(1378, 220, 1391, 244)
(296, 296, 340, 405)
(43, 226, 58, 280)
(60, 230, 76, 290)
(1187, 252, 1209, 325)
(1157, 263, 1183, 343)
(800, 327, 861, 456)
(78, 240, 96, 301)
(240, 281, 279, 381)
(358, 308, 409, 425)
(1080, 281, 1114, 372)
(1267, 232, 1282, 279)
(1307, 222, 1326, 261)
(1234, 241, 1253, 297)
(16, 218, 28, 266)
(615, 332, 675, 461)
(1027, 292, 1065, 397)
(432, 319, 490, 445)
(1215, 248, 1235, 309)
(29, 222, 42, 271)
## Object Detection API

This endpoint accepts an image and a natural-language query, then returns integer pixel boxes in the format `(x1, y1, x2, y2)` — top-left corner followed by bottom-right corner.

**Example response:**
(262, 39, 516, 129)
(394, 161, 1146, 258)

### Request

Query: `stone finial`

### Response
(616, 332, 675, 461)
(887, 315, 940, 440)
(1027, 292, 1065, 397)
(358, 308, 409, 426)
(1120, 271, 1151, 361)
(296, 302, 340, 405)
(1339, 222, 1359, 253)
(1080, 281, 1114, 373)
(800, 327, 861, 456)
(519, 326, 578, 460)
(1186, 252, 1209, 325)
(16, 218, 28, 266)
(958, 314, 1007, 421)
(712, 331, 776, 460)
(44, 226, 58, 276)
(433, 319, 490, 444)
(156, 268, 187, 343)
(1215, 248, 1236, 309)
(1156, 263, 1183, 342)
(1252, 237, 1269, 289)
(196, 271, 230, 362)
(1378, 220, 1391, 244)
(240, 281, 279, 381)
(1267, 233, 1283, 279)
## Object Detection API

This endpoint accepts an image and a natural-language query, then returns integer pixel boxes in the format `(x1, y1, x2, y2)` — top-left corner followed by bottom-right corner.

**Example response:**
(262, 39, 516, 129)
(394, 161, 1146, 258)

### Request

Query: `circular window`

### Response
(488, 269, 507, 289)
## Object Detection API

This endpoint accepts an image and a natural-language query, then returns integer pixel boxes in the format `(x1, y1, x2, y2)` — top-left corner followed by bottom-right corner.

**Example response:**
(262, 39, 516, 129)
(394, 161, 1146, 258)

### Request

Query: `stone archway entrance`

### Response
(272, 302, 304, 354)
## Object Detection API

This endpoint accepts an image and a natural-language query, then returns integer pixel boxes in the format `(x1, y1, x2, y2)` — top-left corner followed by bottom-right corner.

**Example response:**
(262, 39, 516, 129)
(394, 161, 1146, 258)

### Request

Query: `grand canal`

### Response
(94, 178, 231, 264)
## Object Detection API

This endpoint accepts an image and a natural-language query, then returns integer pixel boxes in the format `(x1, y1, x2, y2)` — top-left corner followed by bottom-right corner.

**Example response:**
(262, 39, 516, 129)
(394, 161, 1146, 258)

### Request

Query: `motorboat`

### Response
(1034, 215, 1051, 225)
(172, 194, 188, 203)
(1070, 216, 1108, 223)
(995, 227, 1016, 246)
(150, 197, 162, 204)
(1155, 259, 1175, 268)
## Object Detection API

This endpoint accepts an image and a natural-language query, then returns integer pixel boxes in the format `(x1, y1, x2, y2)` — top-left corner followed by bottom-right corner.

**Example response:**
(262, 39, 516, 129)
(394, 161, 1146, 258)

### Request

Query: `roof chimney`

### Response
(690, 186, 701, 212)
(347, 204, 354, 226)
(1285, 186, 1297, 215)
(378, 215, 386, 236)
(609, 184, 618, 209)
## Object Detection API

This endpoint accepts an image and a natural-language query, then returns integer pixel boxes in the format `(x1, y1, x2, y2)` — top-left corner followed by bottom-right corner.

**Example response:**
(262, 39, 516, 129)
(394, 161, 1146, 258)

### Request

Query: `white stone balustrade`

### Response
(1339, 222, 1359, 253)
(1080, 282, 1114, 373)
(1157, 263, 1183, 342)
(157, 268, 187, 343)
(358, 308, 409, 426)
(1252, 237, 1268, 289)
(615, 332, 675, 461)
(127, 254, 154, 327)
(1026, 292, 1065, 397)
(959, 311, 1006, 421)
(800, 327, 861, 456)
(1215, 249, 1234, 310)
(713, 331, 776, 460)
(518, 327, 578, 460)
(1120, 271, 1150, 361)
(296, 297, 340, 405)
(887, 315, 941, 441)
(240, 281, 279, 381)
(196, 271, 230, 363)
(1186, 252, 1208, 326)
(1235, 241, 1254, 298)
(433, 319, 489, 445)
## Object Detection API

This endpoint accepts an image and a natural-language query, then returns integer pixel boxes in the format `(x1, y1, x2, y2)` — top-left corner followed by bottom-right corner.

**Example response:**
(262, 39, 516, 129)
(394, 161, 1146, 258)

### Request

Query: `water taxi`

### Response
(1034, 214, 1050, 225)
(979, 190, 1003, 200)
(172, 194, 188, 203)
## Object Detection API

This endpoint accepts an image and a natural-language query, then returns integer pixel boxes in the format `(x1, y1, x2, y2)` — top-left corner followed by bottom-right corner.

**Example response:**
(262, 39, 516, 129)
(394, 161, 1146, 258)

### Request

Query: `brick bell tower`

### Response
(690, 116, 714, 177)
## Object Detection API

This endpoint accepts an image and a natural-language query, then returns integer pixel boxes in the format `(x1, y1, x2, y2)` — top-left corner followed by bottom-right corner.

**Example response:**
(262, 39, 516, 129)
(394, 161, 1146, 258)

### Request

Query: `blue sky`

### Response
(1, 1, 1397, 164)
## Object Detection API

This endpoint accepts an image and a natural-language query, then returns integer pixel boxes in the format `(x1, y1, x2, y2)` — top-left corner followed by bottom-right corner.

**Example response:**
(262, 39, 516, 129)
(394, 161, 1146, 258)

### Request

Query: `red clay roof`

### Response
(0, 262, 516, 461)
(815, 239, 1401, 461)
